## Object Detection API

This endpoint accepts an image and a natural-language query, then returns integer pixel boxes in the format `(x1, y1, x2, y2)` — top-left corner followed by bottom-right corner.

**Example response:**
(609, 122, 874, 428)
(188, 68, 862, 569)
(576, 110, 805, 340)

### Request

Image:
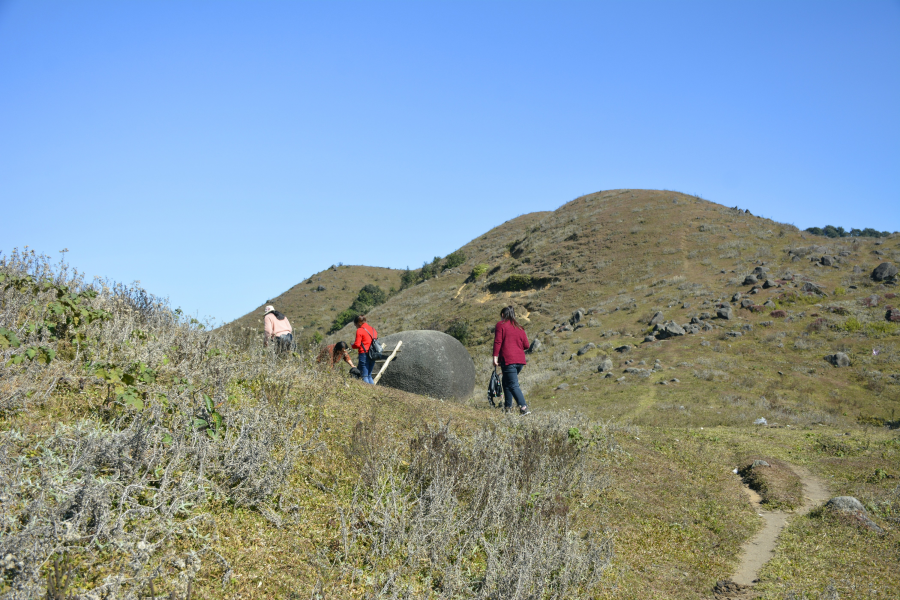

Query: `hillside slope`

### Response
(227, 264, 404, 345)
(325, 189, 899, 427)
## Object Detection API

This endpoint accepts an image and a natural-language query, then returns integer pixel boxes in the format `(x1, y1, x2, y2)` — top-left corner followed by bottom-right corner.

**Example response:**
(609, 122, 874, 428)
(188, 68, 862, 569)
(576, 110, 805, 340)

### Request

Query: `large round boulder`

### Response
(376, 330, 475, 399)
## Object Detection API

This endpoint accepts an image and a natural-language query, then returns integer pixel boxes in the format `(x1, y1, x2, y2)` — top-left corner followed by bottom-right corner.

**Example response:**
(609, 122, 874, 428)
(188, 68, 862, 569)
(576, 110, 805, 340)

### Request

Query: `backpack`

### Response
(365, 325, 383, 360)
(487, 367, 503, 407)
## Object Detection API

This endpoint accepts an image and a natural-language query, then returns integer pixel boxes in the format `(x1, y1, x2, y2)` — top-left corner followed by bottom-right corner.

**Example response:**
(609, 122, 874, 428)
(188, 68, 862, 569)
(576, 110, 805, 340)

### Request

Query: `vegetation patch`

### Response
(488, 274, 555, 292)
(738, 458, 804, 510)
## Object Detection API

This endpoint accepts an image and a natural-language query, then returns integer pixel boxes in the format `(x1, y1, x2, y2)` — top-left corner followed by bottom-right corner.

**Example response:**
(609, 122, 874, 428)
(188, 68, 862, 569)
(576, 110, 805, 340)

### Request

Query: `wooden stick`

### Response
(373, 340, 402, 385)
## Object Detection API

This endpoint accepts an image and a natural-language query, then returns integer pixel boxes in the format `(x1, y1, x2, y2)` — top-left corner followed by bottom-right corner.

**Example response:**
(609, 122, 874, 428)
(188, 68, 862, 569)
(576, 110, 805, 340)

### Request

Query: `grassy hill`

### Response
(1, 191, 898, 599)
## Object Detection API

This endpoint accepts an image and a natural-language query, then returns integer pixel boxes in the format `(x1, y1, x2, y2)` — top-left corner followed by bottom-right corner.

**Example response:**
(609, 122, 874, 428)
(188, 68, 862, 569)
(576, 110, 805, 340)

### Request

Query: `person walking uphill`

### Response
(492, 306, 531, 415)
(351, 315, 378, 384)
(263, 305, 293, 354)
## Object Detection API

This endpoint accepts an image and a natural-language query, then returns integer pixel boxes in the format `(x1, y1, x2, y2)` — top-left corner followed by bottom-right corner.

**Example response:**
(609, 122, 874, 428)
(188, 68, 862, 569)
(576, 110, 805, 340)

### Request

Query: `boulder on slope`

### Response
(376, 330, 475, 399)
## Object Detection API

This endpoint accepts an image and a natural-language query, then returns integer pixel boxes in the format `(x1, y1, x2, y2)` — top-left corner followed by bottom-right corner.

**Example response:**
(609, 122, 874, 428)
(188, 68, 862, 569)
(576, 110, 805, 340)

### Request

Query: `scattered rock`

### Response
(763, 279, 777, 289)
(872, 262, 898, 281)
(752, 266, 768, 278)
(649, 311, 665, 326)
(700, 340, 711, 347)
(671, 378, 680, 383)
(682, 302, 690, 309)
(700, 311, 712, 320)
(526, 339, 543, 353)
(655, 321, 686, 339)
(577, 342, 596, 356)
(763, 300, 775, 308)
(887, 308, 900, 322)
(740, 299, 753, 309)
(615, 345, 632, 353)
(597, 358, 614, 373)
(825, 496, 884, 533)
(742, 274, 758, 286)
(376, 330, 476, 399)
(726, 331, 742, 337)
(820, 255, 834, 267)
(754, 417, 768, 425)
(717, 307, 734, 320)
(316, 285, 326, 291)
(801, 281, 825, 295)
(732, 292, 742, 302)
(826, 352, 851, 367)
(570, 310, 584, 325)
(643, 335, 657, 343)
(556, 383, 569, 390)
(770, 310, 787, 318)
(751, 459, 771, 468)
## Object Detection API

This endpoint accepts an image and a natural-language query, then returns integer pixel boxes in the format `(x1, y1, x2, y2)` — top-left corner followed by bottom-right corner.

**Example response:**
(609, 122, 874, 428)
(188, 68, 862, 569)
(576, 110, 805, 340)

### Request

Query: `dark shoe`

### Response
(519, 407, 531, 416)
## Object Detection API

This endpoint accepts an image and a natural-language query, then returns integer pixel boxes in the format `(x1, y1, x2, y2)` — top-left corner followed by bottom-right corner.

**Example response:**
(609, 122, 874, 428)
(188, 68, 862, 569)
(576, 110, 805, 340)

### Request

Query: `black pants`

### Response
(275, 333, 293, 354)
(501, 363, 527, 408)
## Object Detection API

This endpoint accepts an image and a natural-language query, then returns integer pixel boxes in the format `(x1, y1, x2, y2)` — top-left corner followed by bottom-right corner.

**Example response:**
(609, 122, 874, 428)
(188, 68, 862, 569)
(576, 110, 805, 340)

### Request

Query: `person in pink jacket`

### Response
(492, 305, 531, 415)
(263, 305, 293, 354)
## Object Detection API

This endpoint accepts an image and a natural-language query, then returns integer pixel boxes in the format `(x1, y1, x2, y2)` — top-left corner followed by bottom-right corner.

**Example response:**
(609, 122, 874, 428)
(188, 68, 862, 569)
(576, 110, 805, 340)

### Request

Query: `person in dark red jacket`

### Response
(492, 305, 531, 415)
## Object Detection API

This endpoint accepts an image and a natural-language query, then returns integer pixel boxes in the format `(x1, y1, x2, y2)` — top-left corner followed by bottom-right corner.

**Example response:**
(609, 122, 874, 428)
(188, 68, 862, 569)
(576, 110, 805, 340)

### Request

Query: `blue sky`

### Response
(2, 0, 898, 323)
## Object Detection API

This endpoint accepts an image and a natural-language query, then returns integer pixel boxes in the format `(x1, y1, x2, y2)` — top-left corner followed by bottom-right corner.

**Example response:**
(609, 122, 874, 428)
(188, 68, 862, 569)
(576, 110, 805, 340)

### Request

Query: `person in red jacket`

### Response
(351, 315, 378, 384)
(492, 305, 531, 415)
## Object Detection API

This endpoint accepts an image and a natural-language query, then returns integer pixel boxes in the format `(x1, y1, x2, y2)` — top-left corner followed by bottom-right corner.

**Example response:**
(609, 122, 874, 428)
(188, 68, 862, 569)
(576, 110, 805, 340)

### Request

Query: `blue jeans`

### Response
(275, 333, 293, 354)
(501, 363, 527, 409)
(358, 352, 375, 384)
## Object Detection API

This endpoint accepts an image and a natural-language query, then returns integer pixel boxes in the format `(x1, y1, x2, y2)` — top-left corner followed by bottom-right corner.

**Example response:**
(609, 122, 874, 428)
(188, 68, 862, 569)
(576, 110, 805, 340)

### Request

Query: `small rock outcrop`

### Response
(649, 311, 665, 326)
(526, 339, 543, 353)
(826, 352, 851, 367)
(743, 275, 758, 286)
(717, 307, 734, 320)
(597, 358, 614, 373)
(614, 345, 632, 353)
(376, 330, 475, 399)
(825, 496, 883, 533)
(872, 262, 898, 281)
(577, 342, 595, 356)
(655, 321, 686, 339)
(570, 309, 584, 326)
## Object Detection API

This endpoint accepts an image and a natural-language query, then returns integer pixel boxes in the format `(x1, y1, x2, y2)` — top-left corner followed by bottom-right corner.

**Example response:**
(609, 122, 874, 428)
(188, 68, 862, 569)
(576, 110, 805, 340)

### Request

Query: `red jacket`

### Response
(352, 324, 377, 354)
(492, 320, 529, 366)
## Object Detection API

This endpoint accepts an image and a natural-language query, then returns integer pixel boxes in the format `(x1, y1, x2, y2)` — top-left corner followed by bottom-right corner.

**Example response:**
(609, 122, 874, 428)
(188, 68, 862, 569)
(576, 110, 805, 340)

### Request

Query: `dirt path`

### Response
(716, 464, 830, 598)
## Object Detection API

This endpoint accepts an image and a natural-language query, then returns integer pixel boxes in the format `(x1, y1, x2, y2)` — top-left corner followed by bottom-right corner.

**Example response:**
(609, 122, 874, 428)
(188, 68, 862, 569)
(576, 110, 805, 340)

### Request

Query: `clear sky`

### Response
(2, 1, 898, 323)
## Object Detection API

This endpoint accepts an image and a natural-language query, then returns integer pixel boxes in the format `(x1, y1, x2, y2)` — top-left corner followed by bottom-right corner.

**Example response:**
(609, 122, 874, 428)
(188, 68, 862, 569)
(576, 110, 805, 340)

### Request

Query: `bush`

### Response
(470, 263, 489, 280)
(842, 317, 862, 332)
(488, 275, 554, 293)
(442, 250, 466, 271)
(445, 320, 470, 345)
(328, 284, 387, 332)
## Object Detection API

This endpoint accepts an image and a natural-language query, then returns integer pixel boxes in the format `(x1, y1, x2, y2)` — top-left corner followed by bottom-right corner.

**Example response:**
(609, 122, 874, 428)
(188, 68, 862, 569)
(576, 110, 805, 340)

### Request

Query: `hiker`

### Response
(492, 305, 530, 415)
(263, 305, 293, 353)
(351, 315, 378, 384)
(317, 341, 355, 369)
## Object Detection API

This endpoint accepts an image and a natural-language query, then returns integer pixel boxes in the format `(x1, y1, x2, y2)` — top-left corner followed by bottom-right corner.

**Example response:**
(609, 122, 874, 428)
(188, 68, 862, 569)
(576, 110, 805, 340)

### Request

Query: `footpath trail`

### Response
(715, 465, 830, 599)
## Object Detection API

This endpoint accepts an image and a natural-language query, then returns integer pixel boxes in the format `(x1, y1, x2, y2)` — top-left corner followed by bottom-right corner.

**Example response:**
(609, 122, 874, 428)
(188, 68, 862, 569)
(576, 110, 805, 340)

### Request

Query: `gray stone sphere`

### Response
(376, 330, 475, 399)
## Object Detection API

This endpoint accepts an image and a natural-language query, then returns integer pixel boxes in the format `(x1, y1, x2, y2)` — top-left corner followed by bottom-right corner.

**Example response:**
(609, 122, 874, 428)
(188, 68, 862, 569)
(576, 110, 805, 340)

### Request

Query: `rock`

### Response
(699, 311, 712, 320)
(700, 340, 711, 347)
(648, 311, 665, 326)
(726, 331, 742, 337)
(825, 496, 884, 533)
(826, 352, 851, 367)
(820, 255, 834, 267)
(743, 275, 758, 286)
(887, 308, 900, 322)
(556, 383, 569, 390)
(754, 417, 768, 425)
(376, 330, 475, 399)
(752, 266, 768, 277)
(615, 345, 632, 353)
(801, 282, 825, 295)
(643, 335, 657, 343)
(763, 300, 775, 308)
(682, 302, 690, 309)
(741, 299, 753, 309)
(690, 316, 701, 324)
(750, 287, 761, 294)
(655, 321, 686, 339)
(316, 285, 326, 291)
(732, 292, 742, 302)
(751, 459, 770, 467)
(597, 358, 614, 373)
(577, 342, 596, 356)
(717, 307, 734, 320)
(700, 321, 714, 331)
(763, 279, 777, 289)
(570, 310, 584, 325)
(526, 339, 543, 353)
(872, 262, 898, 281)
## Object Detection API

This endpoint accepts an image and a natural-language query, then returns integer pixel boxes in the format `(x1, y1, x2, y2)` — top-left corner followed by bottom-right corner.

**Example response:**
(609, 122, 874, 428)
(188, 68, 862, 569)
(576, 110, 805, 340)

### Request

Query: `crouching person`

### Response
(263, 305, 293, 354)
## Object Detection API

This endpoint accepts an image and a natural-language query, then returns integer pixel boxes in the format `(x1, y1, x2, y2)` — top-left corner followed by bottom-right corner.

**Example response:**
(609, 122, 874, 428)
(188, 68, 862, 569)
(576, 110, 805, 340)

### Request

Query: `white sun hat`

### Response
(263, 305, 275, 315)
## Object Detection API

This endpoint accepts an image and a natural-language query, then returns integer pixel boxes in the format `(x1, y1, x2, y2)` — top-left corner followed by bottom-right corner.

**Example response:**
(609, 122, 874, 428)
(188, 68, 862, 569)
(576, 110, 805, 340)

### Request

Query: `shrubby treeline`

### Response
(805, 225, 894, 239)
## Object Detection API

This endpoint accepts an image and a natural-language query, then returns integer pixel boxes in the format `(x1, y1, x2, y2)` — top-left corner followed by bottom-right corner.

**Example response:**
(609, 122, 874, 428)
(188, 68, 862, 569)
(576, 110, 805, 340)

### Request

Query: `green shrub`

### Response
(329, 284, 388, 332)
(442, 250, 466, 271)
(445, 320, 470, 345)
(470, 264, 489, 280)
(312, 331, 324, 344)
(842, 317, 862, 332)
(488, 275, 554, 292)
